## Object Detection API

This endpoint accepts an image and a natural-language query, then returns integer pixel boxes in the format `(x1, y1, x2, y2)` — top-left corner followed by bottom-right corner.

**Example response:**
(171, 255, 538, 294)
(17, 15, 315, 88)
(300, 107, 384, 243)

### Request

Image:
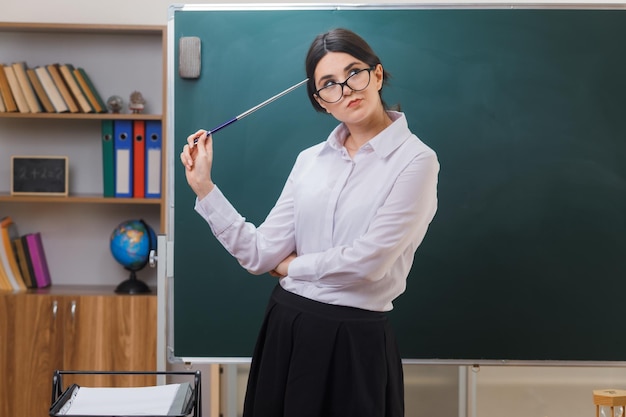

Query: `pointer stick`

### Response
(193, 78, 309, 144)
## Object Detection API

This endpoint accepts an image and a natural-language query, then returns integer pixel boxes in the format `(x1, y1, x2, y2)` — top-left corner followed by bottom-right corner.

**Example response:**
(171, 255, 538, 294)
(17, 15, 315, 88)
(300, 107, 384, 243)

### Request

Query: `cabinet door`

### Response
(0, 293, 64, 417)
(63, 294, 157, 388)
(0, 292, 11, 417)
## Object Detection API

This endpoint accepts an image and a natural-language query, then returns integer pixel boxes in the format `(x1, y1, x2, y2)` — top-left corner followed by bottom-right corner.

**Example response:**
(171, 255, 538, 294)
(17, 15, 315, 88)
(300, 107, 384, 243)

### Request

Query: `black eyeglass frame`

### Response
(314, 65, 377, 104)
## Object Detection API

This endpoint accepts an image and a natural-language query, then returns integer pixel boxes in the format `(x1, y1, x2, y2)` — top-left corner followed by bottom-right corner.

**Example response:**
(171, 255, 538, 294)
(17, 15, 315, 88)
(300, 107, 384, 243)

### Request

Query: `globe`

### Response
(110, 219, 156, 294)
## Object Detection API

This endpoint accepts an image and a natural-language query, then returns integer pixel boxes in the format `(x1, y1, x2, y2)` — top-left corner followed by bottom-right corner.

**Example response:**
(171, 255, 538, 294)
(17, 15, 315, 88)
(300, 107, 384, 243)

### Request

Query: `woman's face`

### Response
(313, 52, 384, 126)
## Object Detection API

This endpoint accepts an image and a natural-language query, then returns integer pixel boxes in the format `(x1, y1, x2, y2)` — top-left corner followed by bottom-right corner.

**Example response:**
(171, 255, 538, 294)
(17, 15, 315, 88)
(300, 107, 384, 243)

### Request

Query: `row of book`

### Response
(103, 120, 162, 199)
(0, 61, 107, 114)
(0, 216, 51, 292)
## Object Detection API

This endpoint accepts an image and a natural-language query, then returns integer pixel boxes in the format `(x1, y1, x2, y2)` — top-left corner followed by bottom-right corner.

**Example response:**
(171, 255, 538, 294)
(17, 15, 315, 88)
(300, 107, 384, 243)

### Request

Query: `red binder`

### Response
(133, 120, 146, 198)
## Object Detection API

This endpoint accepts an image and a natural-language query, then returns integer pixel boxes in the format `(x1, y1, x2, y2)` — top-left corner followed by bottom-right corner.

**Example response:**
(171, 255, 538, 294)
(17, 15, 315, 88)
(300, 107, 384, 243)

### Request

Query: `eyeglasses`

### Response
(315, 66, 376, 104)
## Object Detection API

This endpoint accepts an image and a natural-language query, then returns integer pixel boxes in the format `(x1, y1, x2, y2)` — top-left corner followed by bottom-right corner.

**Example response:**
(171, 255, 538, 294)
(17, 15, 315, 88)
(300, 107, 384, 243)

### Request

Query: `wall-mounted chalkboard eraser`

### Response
(179, 36, 201, 79)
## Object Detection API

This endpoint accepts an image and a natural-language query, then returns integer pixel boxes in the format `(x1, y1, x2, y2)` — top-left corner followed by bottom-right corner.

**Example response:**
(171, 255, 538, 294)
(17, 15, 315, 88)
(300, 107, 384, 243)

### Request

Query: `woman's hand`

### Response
(269, 252, 297, 278)
(180, 129, 215, 200)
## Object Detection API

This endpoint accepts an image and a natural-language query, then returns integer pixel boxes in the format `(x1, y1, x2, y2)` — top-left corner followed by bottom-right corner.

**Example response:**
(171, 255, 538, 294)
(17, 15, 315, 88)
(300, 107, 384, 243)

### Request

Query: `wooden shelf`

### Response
(0, 22, 164, 36)
(0, 112, 162, 120)
(0, 194, 163, 204)
(23, 284, 157, 296)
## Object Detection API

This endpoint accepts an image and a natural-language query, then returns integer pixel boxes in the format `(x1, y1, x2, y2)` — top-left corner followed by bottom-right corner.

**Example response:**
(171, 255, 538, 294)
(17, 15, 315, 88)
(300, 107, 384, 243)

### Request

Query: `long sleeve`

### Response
(195, 180, 296, 275)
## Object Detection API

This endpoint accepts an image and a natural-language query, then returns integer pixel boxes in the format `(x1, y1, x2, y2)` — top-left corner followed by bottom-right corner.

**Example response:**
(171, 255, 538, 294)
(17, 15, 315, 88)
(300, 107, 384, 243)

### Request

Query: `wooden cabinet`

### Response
(0, 287, 156, 416)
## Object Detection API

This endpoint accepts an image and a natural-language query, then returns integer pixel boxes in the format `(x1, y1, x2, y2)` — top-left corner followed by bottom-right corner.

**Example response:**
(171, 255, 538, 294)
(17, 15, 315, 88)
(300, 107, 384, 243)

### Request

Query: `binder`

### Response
(133, 120, 146, 198)
(101, 120, 115, 197)
(50, 370, 201, 417)
(145, 120, 162, 199)
(24, 232, 51, 288)
(114, 120, 133, 198)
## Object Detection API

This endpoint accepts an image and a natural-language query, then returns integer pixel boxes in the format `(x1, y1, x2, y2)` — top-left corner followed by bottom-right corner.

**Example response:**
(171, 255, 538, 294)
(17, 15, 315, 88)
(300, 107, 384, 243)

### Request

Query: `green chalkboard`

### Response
(172, 6, 626, 362)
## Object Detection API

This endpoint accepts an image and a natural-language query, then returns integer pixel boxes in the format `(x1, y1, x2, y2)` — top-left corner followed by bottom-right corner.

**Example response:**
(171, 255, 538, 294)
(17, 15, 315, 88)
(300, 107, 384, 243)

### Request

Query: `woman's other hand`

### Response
(269, 252, 297, 278)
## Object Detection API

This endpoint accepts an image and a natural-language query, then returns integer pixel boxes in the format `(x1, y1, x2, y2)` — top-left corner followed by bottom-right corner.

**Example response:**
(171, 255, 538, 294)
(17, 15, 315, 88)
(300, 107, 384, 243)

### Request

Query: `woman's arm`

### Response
(193, 161, 299, 276)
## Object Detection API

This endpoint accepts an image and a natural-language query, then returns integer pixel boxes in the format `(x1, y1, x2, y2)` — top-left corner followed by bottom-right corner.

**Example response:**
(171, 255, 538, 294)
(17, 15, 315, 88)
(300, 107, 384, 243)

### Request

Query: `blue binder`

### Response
(145, 120, 162, 199)
(113, 120, 133, 198)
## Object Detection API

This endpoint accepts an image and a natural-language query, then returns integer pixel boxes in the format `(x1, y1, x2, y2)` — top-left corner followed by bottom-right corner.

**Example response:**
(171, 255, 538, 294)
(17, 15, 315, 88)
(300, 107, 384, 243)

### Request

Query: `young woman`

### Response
(180, 28, 439, 417)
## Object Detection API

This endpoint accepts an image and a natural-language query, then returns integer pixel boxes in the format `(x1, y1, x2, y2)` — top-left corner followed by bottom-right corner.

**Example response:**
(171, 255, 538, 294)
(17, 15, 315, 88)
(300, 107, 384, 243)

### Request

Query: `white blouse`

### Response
(195, 111, 439, 311)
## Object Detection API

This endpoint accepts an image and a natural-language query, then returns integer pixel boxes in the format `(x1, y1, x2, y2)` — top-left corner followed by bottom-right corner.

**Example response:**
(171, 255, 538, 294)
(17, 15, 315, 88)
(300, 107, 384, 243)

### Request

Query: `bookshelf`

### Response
(0, 22, 164, 415)
(0, 22, 167, 286)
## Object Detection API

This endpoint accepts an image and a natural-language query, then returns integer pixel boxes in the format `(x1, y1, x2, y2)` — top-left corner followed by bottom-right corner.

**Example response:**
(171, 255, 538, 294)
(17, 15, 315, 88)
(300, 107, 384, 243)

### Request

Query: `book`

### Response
(0, 91, 5, 112)
(26, 67, 55, 113)
(0, 248, 12, 291)
(133, 120, 146, 198)
(12, 62, 41, 113)
(73, 67, 106, 113)
(34, 66, 68, 113)
(59, 63, 93, 113)
(46, 63, 79, 113)
(12, 236, 34, 288)
(3, 65, 30, 113)
(0, 216, 27, 291)
(0, 63, 17, 112)
(24, 232, 51, 288)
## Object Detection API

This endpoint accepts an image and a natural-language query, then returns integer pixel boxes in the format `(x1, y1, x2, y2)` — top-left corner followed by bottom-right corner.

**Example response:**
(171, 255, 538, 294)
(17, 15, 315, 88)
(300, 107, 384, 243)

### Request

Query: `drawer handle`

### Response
(70, 300, 77, 319)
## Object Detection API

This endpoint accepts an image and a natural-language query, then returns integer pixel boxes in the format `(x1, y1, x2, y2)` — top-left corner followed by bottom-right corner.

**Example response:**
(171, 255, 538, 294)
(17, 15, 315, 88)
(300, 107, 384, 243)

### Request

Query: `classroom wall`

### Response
(6, 1, 626, 417)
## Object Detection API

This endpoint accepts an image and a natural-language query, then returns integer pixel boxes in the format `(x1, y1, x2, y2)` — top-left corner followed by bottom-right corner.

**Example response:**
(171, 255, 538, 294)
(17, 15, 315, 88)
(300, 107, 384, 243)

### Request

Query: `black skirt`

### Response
(243, 284, 404, 417)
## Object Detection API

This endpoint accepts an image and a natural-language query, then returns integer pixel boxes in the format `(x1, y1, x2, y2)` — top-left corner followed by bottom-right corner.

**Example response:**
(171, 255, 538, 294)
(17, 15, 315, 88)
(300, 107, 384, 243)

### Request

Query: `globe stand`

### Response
(115, 270, 151, 294)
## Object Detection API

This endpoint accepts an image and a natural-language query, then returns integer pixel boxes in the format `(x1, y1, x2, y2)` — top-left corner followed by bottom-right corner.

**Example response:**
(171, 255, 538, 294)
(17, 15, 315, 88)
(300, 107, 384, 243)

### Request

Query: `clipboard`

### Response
(49, 370, 201, 417)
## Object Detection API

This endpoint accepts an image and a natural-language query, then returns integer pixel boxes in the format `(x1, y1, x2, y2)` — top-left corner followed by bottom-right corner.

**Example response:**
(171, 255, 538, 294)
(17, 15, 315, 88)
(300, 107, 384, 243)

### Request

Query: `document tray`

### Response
(49, 370, 201, 417)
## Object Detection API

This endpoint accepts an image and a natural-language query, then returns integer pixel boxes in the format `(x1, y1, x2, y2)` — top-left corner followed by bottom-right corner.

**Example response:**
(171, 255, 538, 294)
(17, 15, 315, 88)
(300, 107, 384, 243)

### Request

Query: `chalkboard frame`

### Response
(11, 156, 69, 196)
(169, 4, 626, 364)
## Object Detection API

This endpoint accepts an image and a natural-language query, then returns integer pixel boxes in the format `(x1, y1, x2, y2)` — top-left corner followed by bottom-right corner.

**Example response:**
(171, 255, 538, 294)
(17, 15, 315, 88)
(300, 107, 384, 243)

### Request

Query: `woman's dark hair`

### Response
(305, 28, 391, 113)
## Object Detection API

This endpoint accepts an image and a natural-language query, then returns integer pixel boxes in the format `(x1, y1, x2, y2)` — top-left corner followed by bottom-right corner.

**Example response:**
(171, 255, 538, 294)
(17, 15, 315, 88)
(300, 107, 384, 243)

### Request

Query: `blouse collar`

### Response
(324, 111, 412, 158)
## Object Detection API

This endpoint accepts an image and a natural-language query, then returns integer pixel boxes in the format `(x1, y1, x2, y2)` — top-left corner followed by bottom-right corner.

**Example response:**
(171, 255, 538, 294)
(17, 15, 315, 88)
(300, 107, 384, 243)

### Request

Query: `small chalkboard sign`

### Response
(11, 156, 69, 196)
